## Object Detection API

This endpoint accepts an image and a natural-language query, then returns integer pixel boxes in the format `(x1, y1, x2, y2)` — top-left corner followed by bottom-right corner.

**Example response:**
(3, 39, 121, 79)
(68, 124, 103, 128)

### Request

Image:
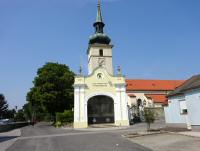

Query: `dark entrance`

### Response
(87, 95, 114, 124)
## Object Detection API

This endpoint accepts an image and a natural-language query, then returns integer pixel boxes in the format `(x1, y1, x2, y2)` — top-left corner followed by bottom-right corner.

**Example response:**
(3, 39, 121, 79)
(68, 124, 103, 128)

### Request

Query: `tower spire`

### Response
(96, 0, 103, 23)
(89, 0, 111, 45)
(93, 0, 105, 34)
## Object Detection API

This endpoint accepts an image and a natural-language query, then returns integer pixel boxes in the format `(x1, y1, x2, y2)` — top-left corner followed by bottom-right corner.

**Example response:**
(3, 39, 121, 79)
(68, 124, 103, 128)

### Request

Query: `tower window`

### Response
(99, 49, 103, 56)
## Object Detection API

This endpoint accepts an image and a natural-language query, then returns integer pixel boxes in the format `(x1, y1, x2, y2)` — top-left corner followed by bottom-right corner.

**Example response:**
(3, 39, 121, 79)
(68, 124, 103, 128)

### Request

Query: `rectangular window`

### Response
(179, 99, 187, 114)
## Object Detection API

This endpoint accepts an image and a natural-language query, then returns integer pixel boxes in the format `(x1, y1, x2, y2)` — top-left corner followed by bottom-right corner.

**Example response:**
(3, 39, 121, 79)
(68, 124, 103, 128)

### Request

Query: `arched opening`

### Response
(87, 95, 114, 125)
(137, 99, 142, 116)
(99, 49, 103, 56)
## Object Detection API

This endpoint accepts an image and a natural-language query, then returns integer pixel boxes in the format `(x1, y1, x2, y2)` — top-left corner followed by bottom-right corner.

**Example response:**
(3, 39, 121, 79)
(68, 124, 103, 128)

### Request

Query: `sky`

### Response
(0, 0, 200, 109)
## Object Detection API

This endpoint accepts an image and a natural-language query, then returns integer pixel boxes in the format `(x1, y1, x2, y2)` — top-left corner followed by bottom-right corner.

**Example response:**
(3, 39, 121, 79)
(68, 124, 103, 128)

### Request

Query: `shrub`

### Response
(56, 110, 73, 127)
(62, 110, 73, 123)
(144, 108, 155, 131)
(55, 121, 62, 128)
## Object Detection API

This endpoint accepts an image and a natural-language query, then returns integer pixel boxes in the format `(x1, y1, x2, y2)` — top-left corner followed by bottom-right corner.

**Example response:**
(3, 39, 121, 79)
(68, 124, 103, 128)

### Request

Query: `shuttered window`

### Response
(179, 99, 187, 114)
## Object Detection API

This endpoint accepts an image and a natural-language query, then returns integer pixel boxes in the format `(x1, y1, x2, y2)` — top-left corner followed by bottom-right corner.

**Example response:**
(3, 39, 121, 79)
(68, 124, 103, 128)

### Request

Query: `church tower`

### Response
(73, 0, 129, 129)
(88, 0, 113, 75)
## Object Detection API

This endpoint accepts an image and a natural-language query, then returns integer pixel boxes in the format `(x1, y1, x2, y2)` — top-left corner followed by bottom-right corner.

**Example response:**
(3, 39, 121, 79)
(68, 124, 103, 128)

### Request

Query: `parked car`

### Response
(0, 119, 10, 125)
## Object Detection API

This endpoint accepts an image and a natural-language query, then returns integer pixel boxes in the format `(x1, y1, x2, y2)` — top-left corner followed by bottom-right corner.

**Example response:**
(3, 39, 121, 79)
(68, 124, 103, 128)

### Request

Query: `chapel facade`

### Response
(73, 1, 129, 128)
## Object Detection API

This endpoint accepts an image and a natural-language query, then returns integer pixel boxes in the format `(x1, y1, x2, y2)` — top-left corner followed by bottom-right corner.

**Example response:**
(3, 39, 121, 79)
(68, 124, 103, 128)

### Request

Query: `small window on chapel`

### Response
(99, 49, 103, 56)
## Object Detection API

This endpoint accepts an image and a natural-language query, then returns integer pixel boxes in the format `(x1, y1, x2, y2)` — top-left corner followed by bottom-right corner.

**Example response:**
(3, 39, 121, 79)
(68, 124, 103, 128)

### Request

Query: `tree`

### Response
(0, 94, 9, 119)
(22, 103, 32, 121)
(144, 108, 156, 131)
(5, 109, 15, 119)
(26, 62, 74, 120)
(14, 109, 26, 121)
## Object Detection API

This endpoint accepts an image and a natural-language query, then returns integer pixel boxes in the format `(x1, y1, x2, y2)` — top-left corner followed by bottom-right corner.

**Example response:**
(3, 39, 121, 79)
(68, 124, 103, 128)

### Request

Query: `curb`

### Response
(0, 129, 21, 151)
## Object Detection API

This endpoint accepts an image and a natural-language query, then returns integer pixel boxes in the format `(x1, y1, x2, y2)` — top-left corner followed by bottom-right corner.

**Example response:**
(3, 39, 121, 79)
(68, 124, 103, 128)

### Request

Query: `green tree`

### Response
(23, 103, 32, 121)
(14, 109, 26, 121)
(144, 108, 156, 131)
(5, 109, 16, 119)
(0, 94, 9, 119)
(26, 62, 74, 120)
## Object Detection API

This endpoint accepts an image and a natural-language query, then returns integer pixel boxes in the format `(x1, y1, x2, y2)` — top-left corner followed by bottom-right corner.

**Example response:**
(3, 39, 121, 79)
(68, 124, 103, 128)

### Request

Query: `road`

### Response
(6, 122, 152, 151)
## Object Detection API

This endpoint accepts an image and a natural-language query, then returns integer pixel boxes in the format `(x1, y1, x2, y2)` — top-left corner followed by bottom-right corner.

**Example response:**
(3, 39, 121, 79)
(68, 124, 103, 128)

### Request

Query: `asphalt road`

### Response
(6, 123, 152, 151)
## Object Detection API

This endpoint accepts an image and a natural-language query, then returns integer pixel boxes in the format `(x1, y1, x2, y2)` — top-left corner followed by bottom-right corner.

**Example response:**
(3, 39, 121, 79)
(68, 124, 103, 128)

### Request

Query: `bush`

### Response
(56, 110, 73, 127)
(55, 121, 62, 128)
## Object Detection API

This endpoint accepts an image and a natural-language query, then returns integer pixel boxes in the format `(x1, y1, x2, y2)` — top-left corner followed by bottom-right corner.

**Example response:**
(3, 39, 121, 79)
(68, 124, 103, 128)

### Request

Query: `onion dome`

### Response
(89, 0, 111, 45)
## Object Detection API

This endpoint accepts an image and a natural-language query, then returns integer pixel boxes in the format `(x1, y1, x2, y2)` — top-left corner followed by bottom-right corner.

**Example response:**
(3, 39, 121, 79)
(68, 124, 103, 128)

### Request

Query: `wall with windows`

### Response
(88, 45, 113, 75)
(185, 89, 200, 125)
(127, 93, 152, 107)
(164, 95, 187, 124)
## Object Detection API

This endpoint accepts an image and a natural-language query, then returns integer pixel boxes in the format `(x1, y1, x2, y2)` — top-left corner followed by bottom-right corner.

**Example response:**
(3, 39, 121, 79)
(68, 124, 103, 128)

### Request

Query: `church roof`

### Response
(145, 94, 167, 104)
(126, 79, 185, 91)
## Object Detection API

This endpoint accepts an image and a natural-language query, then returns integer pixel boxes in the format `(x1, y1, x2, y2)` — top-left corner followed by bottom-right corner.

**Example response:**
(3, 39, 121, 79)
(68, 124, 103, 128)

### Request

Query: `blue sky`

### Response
(0, 0, 200, 109)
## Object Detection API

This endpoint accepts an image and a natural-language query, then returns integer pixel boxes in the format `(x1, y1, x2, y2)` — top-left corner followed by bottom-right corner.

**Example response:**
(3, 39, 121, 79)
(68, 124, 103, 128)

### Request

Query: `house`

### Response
(164, 74, 200, 129)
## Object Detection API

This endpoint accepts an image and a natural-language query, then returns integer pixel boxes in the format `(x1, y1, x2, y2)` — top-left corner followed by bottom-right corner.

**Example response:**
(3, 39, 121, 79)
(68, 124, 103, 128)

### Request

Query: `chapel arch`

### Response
(87, 95, 114, 125)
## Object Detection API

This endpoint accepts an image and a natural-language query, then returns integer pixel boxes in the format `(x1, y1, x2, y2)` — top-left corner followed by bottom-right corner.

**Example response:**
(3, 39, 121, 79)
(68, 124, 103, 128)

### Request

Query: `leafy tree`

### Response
(26, 62, 74, 120)
(14, 109, 26, 121)
(144, 108, 156, 131)
(23, 103, 32, 121)
(5, 109, 16, 119)
(0, 94, 9, 119)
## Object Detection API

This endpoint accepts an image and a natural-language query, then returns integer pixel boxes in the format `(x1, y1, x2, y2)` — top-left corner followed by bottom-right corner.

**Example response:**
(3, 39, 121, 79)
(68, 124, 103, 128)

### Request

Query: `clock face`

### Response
(97, 73, 103, 79)
(98, 58, 105, 66)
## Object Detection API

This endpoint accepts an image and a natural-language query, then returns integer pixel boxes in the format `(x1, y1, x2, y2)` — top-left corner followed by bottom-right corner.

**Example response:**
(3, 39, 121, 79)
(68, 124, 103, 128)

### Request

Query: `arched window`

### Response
(143, 100, 146, 106)
(137, 99, 142, 106)
(99, 49, 103, 56)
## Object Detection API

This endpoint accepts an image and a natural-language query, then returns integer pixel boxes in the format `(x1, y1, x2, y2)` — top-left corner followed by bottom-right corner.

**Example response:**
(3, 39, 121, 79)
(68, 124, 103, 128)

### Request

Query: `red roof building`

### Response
(126, 79, 185, 91)
(145, 94, 167, 104)
(126, 79, 185, 106)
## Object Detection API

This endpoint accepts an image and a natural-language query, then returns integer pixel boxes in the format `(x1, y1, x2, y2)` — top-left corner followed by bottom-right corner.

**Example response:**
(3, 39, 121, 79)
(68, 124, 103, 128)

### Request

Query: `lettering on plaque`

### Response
(92, 83, 108, 87)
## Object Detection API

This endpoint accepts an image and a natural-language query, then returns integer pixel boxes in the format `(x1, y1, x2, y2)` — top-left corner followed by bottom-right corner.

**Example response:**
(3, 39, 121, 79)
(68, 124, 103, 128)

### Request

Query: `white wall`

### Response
(88, 45, 113, 75)
(185, 89, 200, 125)
(164, 95, 186, 124)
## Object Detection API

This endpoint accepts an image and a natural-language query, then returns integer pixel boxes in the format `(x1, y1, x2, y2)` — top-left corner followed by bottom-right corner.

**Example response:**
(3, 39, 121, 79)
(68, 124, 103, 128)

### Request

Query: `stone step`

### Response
(89, 124, 118, 128)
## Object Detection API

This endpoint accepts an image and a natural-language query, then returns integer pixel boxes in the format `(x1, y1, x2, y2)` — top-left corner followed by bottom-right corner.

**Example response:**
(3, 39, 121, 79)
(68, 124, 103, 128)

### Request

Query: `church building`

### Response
(73, 1, 129, 128)
(73, 1, 185, 128)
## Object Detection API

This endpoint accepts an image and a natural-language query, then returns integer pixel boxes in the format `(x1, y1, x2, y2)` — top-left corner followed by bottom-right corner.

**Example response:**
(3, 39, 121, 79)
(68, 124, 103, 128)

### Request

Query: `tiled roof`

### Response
(145, 94, 167, 103)
(168, 74, 200, 97)
(126, 79, 185, 91)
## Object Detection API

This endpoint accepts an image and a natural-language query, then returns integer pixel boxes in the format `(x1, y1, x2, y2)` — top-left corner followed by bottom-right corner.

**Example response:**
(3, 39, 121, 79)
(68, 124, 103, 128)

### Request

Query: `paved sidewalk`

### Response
(127, 133, 200, 151)
(178, 131, 200, 138)
(0, 129, 21, 151)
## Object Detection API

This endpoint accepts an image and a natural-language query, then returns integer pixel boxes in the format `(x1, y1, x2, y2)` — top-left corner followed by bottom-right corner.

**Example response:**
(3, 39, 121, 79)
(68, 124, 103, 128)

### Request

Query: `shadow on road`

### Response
(0, 136, 18, 143)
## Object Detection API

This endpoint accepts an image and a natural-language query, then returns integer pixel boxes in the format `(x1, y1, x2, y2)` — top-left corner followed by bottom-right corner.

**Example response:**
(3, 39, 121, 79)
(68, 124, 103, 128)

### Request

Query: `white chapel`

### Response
(73, 0, 129, 128)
